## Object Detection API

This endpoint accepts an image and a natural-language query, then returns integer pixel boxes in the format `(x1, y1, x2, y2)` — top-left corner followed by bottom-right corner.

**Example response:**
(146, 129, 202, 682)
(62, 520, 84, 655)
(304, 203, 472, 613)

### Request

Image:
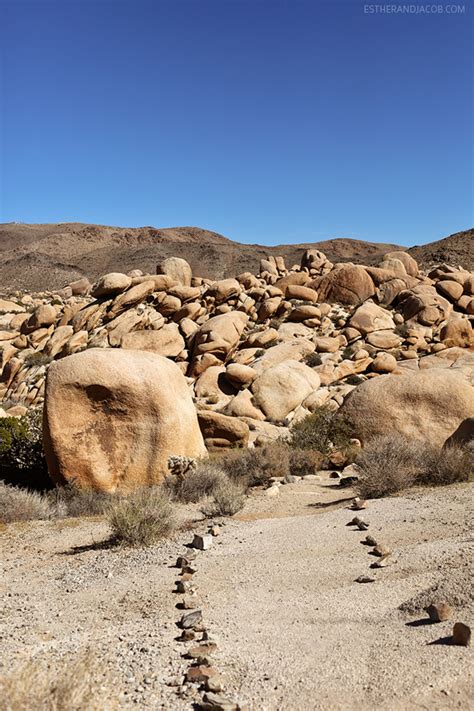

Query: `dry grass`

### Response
(50, 484, 115, 517)
(356, 435, 473, 499)
(288, 448, 324, 477)
(202, 479, 245, 517)
(0, 482, 54, 523)
(108, 487, 175, 547)
(0, 652, 120, 711)
(163, 462, 226, 503)
(221, 443, 290, 487)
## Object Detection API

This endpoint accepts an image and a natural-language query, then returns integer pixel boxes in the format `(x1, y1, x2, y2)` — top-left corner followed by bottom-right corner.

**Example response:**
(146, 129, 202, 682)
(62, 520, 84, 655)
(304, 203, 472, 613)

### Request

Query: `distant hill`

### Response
(0, 222, 399, 292)
(0, 222, 471, 292)
(408, 228, 474, 272)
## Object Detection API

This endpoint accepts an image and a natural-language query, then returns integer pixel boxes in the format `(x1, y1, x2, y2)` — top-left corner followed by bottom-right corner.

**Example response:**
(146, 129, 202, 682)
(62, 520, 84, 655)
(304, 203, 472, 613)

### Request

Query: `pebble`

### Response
(179, 629, 196, 642)
(198, 691, 240, 710)
(179, 595, 199, 610)
(193, 534, 213, 551)
(372, 544, 391, 557)
(452, 622, 471, 646)
(355, 575, 375, 583)
(425, 603, 453, 623)
(350, 497, 367, 510)
(186, 643, 218, 659)
(185, 664, 219, 684)
(210, 526, 221, 537)
(179, 609, 203, 630)
(175, 579, 193, 594)
(265, 485, 280, 497)
(362, 535, 378, 546)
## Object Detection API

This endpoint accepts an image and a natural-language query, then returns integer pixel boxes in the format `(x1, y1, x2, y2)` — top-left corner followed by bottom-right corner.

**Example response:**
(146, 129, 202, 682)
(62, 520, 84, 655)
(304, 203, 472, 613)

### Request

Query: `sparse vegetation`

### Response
(202, 478, 245, 517)
(164, 462, 226, 503)
(355, 436, 473, 499)
(0, 482, 55, 523)
(305, 351, 323, 368)
(221, 442, 290, 487)
(23, 351, 53, 367)
(50, 484, 115, 517)
(288, 406, 355, 456)
(288, 447, 324, 477)
(0, 652, 119, 711)
(108, 487, 175, 547)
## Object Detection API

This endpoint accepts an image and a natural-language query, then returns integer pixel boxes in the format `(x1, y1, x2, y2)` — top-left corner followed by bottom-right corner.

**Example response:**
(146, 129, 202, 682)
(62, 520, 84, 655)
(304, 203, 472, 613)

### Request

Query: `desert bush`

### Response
(0, 651, 119, 711)
(108, 487, 175, 547)
(356, 435, 473, 499)
(288, 447, 324, 477)
(0, 409, 49, 488)
(163, 462, 226, 503)
(0, 482, 55, 523)
(220, 442, 290, 487)
(49, 484, 115, 517)
(418, 443, 473, 486)
(288, 406, 355, 455)
(202, 478, 245, 517)
(24, 351, 53, 367)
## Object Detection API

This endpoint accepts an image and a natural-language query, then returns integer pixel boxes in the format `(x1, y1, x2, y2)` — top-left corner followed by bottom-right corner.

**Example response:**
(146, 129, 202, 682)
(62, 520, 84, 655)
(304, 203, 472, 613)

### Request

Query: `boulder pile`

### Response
(0, 249, 472, 453)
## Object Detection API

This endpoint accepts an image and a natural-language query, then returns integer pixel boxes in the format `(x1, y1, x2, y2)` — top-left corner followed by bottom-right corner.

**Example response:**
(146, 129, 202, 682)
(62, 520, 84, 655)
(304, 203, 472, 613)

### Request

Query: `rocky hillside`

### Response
(0, 222, 400, 291)
(409, 228, 474, 271)
(0, 245, 473, 491)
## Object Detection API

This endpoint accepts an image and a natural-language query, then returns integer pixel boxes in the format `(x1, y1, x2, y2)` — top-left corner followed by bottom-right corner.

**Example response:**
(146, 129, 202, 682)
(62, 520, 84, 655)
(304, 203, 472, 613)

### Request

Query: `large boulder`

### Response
(192, 311, 248, 361)
(43, 349, 206, 492)
(121, 325, 185, 357)
(92, 272, 132, 298)
(156, 257, 192, 286)
(252, 360, 321, 421)
(310, 265, 375, 305)
(339, 370, 474, 446)
(197, 410, 249, 448)
(443, 418, 474, 450)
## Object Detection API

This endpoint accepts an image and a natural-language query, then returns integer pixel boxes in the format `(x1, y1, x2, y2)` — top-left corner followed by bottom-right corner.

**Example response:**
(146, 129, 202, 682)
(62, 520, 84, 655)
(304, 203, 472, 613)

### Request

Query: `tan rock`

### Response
(198, 410, 249, 447)
(252, 360, 321, 421)
(436, 280, 464, 301)
(194, 365, 233, 400)
(0, 300, 25, 314)
(43, 325, 74, 357)
(106, 310, 143, 347)
(245, 328, 279, 348)
(310, 265, 376, 305)
(224, 388, 265, 421)
(258, 297, 282, 321)
(225, 363, 256, 388)
(288, 305, 321, 322)
(371, 352, 397, 373)
(443, 417, 474, 450)
(107, 280, 155, 318)
(63, 330, 88, 355)
(193, 312, 248, 362)
(156, 257, 192, 286)
(440, 318, 474, 348)
(383, 251, 419, 277)
(155, 292, 181, 316)
(286, 285, 319, 302)
(274, 272, 310, 295)
(314, 336, 343, 353)
(121, 324, 185, 358)
(340, 369, 474, 446)
(92, 272, 132, 298)
(349, 302, 395, 335)
(206, 279, 241, 303)
(26, 304, 58, 330)
(68, 277, 92, 296)
(252, 339, 315, 375)
(43, 349, 206, 491)
(366, 330, 402, 349)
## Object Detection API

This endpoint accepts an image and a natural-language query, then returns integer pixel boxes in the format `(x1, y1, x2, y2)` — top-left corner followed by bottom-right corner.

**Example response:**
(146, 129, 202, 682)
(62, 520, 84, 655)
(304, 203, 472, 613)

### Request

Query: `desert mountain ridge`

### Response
(0, 221, 472, 292)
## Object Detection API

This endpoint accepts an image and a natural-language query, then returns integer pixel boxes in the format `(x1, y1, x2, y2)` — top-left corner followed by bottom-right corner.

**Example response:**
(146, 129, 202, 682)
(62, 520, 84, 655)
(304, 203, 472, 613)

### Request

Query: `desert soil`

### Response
(0, 479, 472, 710)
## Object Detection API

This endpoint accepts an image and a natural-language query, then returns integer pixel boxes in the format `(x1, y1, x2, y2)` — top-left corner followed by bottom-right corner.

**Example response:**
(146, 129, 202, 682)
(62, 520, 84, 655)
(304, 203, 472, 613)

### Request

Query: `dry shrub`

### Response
(356, 436, 473, 499)
(221, 442, 290, 487)
(288, 448, 324, 477)
(419, 443, 473, 486)
(0, 652, 119, 711)
(0, 482, 54, 523)
(163, 462, 226, 503)
(202, 479, 245, 517)
(355, 434, 427, 499)
(108, 487, 175, 547)
(288, 406, 354, 455)
(49, 484, 115, 517)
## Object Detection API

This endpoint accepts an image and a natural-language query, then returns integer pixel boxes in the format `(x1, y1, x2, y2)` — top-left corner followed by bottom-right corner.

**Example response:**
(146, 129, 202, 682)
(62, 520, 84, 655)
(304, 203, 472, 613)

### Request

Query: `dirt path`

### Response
(0, 481, 472, 710)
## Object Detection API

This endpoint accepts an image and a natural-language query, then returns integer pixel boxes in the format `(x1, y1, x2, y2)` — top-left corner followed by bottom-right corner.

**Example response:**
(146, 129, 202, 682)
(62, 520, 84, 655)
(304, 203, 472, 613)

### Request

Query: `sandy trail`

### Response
(0, 481, 472, 710)
(196, 484, 474, 710)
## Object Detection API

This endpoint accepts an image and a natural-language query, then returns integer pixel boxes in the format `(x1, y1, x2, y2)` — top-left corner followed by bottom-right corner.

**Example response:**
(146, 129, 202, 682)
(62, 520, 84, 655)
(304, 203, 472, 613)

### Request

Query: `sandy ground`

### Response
(0, 478, 472, 710)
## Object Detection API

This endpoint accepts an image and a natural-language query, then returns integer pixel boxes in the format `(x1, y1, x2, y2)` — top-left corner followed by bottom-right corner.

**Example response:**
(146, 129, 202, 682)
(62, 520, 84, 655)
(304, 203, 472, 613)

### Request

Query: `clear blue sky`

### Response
(1, 0, 472, 247)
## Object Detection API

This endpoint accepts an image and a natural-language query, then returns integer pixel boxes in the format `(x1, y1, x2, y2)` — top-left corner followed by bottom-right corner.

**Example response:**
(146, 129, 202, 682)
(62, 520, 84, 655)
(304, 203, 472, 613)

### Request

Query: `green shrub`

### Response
(24, 351, 53, 367)
(108, 488, 175, 547)
(288, 406, 355, 455)
(0, 410, 49, 488)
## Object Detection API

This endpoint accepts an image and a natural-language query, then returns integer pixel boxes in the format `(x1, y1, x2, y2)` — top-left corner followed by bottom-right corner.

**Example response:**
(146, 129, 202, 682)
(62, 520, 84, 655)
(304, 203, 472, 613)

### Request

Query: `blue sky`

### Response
(0, 0, 472, 247)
